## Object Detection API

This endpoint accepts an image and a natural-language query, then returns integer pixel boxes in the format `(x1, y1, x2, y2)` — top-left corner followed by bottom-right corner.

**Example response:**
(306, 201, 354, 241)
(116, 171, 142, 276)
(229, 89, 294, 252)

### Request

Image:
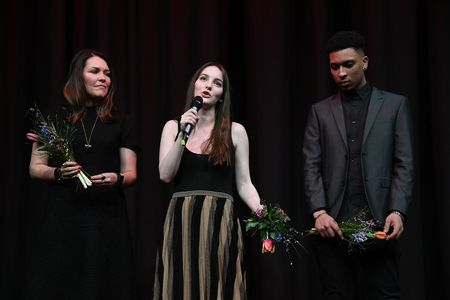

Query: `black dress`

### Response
(153, 148, 246, 300)
(25, 106, 138, 300)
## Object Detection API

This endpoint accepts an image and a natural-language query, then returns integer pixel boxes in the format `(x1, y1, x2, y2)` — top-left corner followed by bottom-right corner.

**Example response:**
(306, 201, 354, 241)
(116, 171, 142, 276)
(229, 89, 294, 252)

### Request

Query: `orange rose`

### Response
(374, 231, 387, 239)
(262, 239, 276, 253)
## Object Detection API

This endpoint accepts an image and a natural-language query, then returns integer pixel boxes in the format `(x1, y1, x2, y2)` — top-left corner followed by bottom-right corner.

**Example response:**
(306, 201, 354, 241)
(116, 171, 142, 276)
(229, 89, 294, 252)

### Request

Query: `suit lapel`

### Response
(363, 87, 384, 144)
(330, 93, 348, 150)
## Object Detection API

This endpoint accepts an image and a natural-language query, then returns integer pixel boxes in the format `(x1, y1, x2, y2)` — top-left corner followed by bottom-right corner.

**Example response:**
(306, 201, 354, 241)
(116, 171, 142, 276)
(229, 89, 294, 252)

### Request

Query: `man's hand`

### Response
(384, 212, 404, 240)
(314, 210, 343, 239)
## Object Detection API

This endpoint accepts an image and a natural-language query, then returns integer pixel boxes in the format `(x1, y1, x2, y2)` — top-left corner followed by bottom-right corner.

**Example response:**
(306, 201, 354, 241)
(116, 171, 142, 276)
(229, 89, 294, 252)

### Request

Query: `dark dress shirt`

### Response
(337, 83, 372, 221)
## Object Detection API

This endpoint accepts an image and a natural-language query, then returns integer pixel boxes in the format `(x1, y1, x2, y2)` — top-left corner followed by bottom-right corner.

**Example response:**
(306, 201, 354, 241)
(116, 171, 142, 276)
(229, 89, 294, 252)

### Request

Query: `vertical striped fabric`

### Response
(153, 191, 246, 300)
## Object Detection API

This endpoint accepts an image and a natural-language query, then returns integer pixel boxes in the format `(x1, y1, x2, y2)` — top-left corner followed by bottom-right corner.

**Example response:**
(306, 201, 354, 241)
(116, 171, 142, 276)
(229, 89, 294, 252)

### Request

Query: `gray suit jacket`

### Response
(303, 87, 414, 221)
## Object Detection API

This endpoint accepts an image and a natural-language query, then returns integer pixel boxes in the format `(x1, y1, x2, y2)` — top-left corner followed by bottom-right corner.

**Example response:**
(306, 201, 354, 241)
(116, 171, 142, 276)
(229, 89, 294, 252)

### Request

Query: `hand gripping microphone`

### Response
(181, 96, 203, 146)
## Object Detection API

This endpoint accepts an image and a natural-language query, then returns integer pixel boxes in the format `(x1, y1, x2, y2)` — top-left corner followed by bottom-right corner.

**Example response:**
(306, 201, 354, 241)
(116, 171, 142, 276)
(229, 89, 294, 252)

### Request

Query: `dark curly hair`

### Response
(326, 31, 366, 54)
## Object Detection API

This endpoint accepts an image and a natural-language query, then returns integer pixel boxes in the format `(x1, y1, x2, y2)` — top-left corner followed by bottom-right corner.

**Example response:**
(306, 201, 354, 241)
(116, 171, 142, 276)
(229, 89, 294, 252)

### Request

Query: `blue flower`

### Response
(39, 123, 53, 140)
(274, 232, 284, 242)
(351, 231, 368, 243)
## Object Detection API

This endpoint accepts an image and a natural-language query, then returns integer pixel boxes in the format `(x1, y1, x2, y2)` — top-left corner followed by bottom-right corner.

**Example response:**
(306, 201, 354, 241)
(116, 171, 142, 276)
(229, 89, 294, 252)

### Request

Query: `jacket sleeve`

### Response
(388, 96, 414, 218)
(303, 104, 328, 213)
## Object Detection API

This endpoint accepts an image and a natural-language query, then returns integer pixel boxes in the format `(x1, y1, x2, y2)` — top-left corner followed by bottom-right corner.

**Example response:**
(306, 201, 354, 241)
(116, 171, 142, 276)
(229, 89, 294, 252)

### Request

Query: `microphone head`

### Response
(191, 96, 203, 110)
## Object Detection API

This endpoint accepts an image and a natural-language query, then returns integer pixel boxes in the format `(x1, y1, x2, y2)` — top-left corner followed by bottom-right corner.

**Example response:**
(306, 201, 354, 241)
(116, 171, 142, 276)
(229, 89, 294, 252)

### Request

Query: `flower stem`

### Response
(77, 173, 88, 189)
(76, 171, 92, 189)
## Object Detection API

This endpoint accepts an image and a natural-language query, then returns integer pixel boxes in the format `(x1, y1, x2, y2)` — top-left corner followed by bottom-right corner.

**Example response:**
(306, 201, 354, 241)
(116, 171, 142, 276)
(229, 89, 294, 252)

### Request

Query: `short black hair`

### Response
(326, 31, 366, 54)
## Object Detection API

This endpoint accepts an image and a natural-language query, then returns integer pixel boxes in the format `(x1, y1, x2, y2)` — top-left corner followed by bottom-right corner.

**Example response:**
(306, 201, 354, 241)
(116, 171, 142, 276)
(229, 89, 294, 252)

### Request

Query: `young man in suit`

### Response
(303, 31, 414, 299)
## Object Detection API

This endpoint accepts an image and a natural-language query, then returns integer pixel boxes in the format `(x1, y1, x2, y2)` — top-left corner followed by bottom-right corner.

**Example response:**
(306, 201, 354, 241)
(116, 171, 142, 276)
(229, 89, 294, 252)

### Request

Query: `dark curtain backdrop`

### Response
(2, 0, 449, 299)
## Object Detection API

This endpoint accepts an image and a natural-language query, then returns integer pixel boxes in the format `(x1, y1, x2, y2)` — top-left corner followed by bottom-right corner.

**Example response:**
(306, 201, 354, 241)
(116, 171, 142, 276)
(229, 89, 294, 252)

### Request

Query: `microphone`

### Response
(181, 96, 203, 146)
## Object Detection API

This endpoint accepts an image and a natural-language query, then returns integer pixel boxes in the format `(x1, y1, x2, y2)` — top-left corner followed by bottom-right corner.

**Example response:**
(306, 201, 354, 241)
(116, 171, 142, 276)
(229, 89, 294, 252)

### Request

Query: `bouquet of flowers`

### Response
(244, 201, 303, 266)
(303, 209, 387, 252)
(26, 106, 92, 189)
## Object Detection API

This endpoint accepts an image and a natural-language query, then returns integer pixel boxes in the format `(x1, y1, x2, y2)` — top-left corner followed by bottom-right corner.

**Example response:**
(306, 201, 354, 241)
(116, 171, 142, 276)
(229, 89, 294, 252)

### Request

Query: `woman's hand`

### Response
(59, 161, 82, 180)
(254, 203, 265, 214)
(180, 107, 199, 131)
(91, 172, 119, 186)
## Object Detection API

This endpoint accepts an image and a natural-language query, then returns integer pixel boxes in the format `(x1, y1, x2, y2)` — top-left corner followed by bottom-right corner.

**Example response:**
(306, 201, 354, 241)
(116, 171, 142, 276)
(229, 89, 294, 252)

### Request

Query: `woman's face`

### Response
(194, 66, 224, 106)
(83, 56, 111, 99)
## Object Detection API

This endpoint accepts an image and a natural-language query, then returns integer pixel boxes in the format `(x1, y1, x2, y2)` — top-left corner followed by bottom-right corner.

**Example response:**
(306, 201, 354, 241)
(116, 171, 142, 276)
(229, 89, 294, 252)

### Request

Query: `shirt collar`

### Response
(341, 83, 372, 101)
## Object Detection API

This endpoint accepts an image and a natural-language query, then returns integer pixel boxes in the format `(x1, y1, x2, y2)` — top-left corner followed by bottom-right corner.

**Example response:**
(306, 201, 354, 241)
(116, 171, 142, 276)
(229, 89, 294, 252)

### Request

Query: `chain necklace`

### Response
(80, 114, 99, 149)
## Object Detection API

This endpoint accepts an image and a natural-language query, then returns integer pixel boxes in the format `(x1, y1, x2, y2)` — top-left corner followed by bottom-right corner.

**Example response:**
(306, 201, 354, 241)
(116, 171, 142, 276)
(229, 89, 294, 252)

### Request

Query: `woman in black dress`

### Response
(153, 62, 263, 300)
(26, 49, 138, 299)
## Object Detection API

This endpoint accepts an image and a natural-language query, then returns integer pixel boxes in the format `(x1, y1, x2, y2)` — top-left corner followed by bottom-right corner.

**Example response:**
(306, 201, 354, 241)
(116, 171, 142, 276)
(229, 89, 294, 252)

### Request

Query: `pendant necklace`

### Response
(80, 114, 99, 150)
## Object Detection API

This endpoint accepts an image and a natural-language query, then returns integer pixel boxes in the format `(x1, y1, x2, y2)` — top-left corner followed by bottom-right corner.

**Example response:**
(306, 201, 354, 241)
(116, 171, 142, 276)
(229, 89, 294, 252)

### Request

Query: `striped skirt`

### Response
(153, 190, 246, 300)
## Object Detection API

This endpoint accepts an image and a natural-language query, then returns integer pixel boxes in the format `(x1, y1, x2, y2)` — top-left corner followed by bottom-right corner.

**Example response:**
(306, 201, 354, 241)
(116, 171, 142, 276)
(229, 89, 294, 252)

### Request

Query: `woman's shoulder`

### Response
(231, 122, 246, 135)
(161, 119, 180, 137)
(165, 119, 178, 126)
(163, 119, 179, 130)
(231, 122, 248, 145)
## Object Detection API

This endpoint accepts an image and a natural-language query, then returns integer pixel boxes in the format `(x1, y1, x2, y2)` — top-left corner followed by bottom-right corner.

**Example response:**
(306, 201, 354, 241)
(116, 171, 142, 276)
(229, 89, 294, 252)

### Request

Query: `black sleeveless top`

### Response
(173, 148, 234, 196)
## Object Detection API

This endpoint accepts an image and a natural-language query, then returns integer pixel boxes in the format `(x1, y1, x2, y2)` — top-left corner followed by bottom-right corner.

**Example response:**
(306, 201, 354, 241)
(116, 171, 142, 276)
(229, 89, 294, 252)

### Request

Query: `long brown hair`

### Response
(63, 49, 116, 124)
(185, 62, 232, 166)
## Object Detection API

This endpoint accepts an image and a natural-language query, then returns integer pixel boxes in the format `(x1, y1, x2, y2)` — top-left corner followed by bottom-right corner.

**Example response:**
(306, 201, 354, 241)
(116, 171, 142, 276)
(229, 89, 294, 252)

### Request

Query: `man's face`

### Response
(329, 48, 368, 91)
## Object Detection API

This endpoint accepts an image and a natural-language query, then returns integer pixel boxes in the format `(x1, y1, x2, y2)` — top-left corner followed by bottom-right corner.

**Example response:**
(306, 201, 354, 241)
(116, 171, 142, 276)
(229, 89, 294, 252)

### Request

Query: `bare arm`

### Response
(158, 107, 200, 182)
(158, 120, 185, 182)
(232, 122, 263, 213)
(119, 147, 138, 187)
(31, 138, 137, 187)
(29, 142, 54, 181)
(89, 147, 137, 187)
(29, 142, 80, 181)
